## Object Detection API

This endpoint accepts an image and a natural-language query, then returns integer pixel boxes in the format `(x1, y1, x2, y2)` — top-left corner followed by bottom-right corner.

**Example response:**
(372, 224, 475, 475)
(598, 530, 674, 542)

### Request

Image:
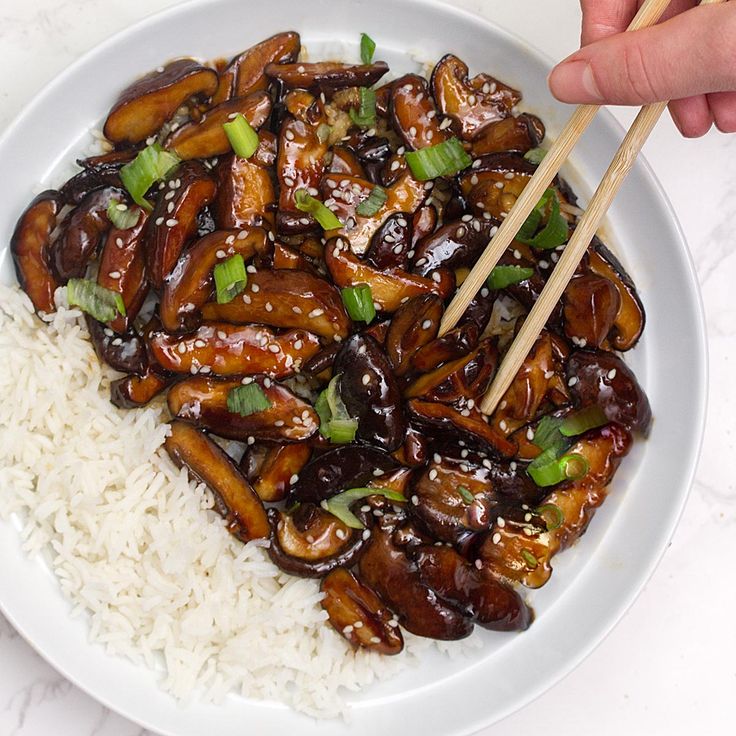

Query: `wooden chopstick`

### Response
(438, 0, 674, 337)
(479, 0, 725, 416)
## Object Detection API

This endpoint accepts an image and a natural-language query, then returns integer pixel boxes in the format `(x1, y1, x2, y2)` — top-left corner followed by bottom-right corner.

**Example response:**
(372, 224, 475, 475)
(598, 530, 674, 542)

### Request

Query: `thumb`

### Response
(549, 3, 736, 105)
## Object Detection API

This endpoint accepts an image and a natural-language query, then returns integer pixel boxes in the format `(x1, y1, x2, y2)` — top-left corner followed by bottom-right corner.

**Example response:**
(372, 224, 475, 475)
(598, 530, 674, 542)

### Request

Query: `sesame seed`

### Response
(497, 517, 506, 528)
(194, 339, 206, 348)
(492, 532, 501, 544)
(268, 344, 280, 353)
(299, 218, 311, 226)
(421, 319, 432, 330)
(353, 621, 364, 629)
(432, 272, 441, 283)
(155, 217, 164, 226)
(526, 427, 535, 441)
(274, 420, 285, 427)
(513, 249, 522, 259)
(504, 172, 515, 180)
(362, 373, 371, 386)
(167, 202, 175, 214)
(482, 458, 492, 469)
(474, 559, 483, 570)
(283, 176, 295, 187)
(499, 419, 508, 432)
(523, 527, 533, 536)
(607, 369, 617, 380)
(308, 308, 324, 318)
(285, 129, 295, 141)
(336, 529, 347, 540)
(115, 237, 124, 248)
(472, 158, 482, 169)
(544, 370, 555, 379)
(411, 495, 419, 506)
(409, 126, 417, 137)
(251, 284, 260, 293)
(264, 378, 272, 387)
(265, 302, 273, 312)
(480, 287, 489, 298)
(247, 436, 255, 445)
(343, 625, 354, 635)
(495, 182, 504, 190)
(166, 219, 178, 227)
(429, 469, 438, 481)
(242, 294, 252, 304)
(294, 339, 303, 350)
(108, 271, 121, 279)
(524, 513, 532, 522)
(470, 174, 479, 186)
(200, 365, 211, 374)
(189, 365, 198, 374)
(568, 376, 579, 387)
(439, 118, 452, 130)
(111, 337, 122, 346)
(216, 249, 226, 259)
(461, 449, 468, 458)
(369, 636, 381, 644)
(165, 190, 176, 200)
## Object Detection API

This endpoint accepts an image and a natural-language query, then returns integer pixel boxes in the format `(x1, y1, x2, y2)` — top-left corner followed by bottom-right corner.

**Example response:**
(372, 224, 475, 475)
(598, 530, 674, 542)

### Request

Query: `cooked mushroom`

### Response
(212, 31, 300, 104)
(359, 522, 473, 640)
(562, 274, 621, 349)
(325, 237, 453, 313)
(265, 60, 389, 92)
(430, 55, 511, 140)
(10, 190, 64, 314)
(391, 74, 449, 150)
(167, 375, 319, 442)
(53, 186, 125, 282)
(385, 294, 443, 376)
(414, 545, 532, 631)
(471, 114, 545, 156)
(165, 92, 272, 159)
(160, 226, 270, 333)
(145, 161, 217, 288)
(164, 419, 270, 542)
(201, 268, 351, 340)
(321, 568, 404, 654)
(333, 334, 407, 453)
(267, 505, 365, 578)
(110, 368, 172, 409)
(148, 322, 320, 377)
(249, 444, 311, 502)
(364, 213, 414, 272)
(96, 209, 149, 333)
(86, 316, 148, 375)
(103, 59, 218, 145)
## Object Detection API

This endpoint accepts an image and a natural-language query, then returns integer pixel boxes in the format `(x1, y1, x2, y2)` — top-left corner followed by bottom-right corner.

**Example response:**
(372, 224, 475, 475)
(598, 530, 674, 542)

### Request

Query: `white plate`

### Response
(0, 0, 707, 734)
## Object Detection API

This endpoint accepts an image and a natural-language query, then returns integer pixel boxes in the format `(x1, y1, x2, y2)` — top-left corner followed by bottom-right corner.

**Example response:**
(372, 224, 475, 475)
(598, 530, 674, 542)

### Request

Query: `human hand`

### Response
(548, 0, 736, 137)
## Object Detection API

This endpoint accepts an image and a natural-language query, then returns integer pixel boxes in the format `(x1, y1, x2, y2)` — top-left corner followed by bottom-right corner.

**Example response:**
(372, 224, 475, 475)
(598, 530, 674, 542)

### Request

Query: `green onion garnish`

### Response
(520, 549, 539, 569)
(322, 487, 405, 529)
(316, 123, 332, 144)
(458, 486, 474, 503)
(356, 185, 387, 217)
(214, 254, 247, 304)
(560, 405, 608, 437)
(405, 137, 472, 181)
(531, 416, 567, 454)
(360, 33, 376, 64)
(524, 147, 548, 165)
(349, 87, 377, 128)
(315, 374, 358, 442)
(487, 265, 534, 290)
(516, 189, 568, 250)
(528, 451, 589, 487)
(67, 278, 126, 323)
(534, 503, 564, 531)
(120, 143, 180, 211)
(106, 200, 141, 230)
(294, 189, 343, 230)
(223, 113, 259, 158)
(341, 284, 376, 323)
(227, 383, 272, 417)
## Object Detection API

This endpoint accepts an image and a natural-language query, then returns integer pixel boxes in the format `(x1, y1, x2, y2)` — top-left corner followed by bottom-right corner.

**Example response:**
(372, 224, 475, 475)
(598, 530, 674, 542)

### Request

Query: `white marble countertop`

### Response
(0, 0, 733, 734)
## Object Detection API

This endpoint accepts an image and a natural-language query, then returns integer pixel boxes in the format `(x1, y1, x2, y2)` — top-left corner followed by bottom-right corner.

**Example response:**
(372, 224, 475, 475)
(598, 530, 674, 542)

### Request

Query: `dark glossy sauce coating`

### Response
(12, 33, 651, 655)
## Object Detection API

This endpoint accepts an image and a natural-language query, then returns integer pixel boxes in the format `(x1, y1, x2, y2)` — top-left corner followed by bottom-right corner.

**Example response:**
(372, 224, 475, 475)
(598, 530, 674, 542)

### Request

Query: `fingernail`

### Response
(548, 60, 603, 103)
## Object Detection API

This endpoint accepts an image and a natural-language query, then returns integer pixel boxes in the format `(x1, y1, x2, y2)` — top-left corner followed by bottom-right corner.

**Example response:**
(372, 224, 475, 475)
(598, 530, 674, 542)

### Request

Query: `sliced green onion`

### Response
(315, 374, 358, 442)
(322, 487, 405, 529)
(120, 143, 180, 211)
(349, 87, 377, 128)
(520, 549, 538, 569)
(106, 200, 141, 230)
(227, 383, 272, 417)
(535, 503, 564, 531)
(214, 254, 247, 304)
(405, 137, 472, 181)
(327, 418, 359, 444)
(458, 486, 474, 503)
(516, 189, 568, 250)
(67, 278, 126, 323)
(341, 284, 376, 323)
(356, 185, 387, 217)
(316, 123, 332, 144)
(524, 147, 548, 165)
(560, 405, 608, 437)
(487, 265, 534, 290)
(360, 33, 376, 64)
(531, 416, 567, 454)
(528, 451, 589, 487)
(223, 113, 260, 158)
(294, 189, 343, 230)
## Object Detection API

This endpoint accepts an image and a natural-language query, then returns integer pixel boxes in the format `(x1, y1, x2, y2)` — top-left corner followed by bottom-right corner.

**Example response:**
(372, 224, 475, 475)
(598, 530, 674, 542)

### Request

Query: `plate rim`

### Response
(0, 0, 708, 733)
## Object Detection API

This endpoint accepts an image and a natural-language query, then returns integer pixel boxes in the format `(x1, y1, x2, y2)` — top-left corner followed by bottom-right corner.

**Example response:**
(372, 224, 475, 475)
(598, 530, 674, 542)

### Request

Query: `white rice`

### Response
(0, 284, 480, 717)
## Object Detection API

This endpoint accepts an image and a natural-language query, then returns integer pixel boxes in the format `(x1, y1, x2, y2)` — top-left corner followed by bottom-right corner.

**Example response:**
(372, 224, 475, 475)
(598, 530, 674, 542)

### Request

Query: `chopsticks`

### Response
(436, 0, 724, 416)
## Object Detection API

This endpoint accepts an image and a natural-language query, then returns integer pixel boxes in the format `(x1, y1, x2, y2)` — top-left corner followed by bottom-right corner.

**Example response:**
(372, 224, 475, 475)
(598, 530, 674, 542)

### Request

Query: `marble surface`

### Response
(0, 0, 733, 733)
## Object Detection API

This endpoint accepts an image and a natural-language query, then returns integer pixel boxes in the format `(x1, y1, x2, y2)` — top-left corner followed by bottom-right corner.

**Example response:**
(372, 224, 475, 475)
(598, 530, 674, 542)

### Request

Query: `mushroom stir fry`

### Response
(11, 32, 651, 653)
